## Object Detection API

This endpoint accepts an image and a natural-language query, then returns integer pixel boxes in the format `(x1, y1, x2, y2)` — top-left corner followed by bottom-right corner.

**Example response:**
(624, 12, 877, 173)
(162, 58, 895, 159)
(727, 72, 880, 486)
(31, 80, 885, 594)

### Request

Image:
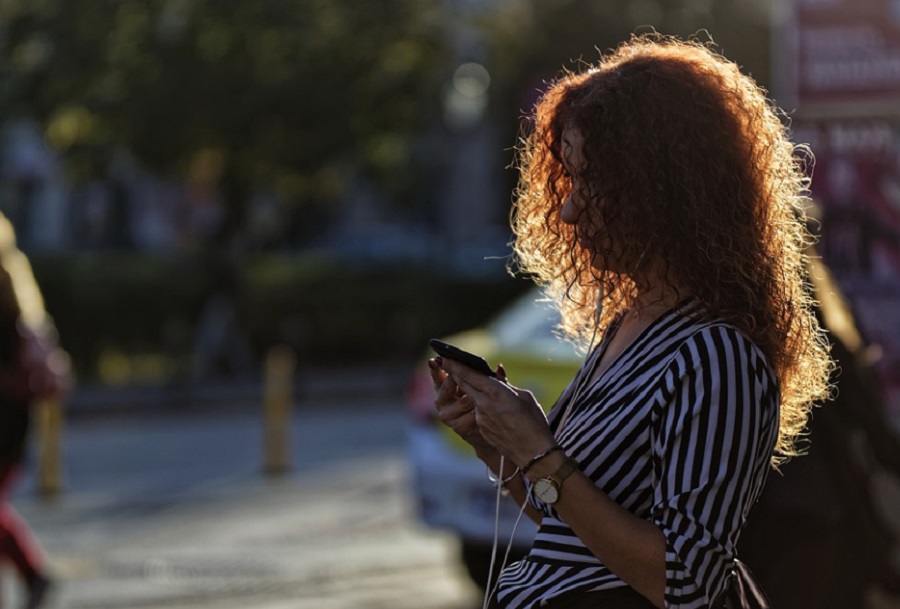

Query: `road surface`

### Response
(7, 399, 483, 609)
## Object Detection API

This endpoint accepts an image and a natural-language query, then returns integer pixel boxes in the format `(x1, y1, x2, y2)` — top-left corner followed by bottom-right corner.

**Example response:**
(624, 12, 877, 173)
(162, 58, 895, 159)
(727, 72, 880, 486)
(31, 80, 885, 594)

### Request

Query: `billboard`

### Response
(782, 0, 900, 115)
(794, 121, 900, 415)
(781, 0, 900, 416)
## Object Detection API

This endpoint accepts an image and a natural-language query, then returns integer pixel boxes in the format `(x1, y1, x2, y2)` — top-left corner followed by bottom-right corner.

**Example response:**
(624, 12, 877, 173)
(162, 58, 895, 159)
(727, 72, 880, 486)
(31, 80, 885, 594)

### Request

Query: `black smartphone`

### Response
(429, 339, 497, 378)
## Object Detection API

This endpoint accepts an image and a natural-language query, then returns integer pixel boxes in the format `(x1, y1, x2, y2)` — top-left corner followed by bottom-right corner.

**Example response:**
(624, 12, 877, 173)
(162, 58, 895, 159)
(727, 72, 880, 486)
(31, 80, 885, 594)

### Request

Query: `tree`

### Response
(0, 0, 450, 246)
(476, 0, 775, 195)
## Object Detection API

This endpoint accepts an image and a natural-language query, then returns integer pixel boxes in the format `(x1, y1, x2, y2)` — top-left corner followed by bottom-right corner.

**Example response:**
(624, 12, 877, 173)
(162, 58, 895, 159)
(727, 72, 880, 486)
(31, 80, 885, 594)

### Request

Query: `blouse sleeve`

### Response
(649, 325, 779, 609)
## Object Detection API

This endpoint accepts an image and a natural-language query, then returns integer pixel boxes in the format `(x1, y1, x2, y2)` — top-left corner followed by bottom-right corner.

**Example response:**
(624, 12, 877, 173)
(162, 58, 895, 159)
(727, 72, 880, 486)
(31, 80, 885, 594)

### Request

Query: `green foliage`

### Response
(29, 252, 530, 381)
(237, 255, 529, 364)
(0, 0, 774, 222)
(476, 0, 774, 196)
(1, 0, 450, 210)
(30, 253, 213, 379)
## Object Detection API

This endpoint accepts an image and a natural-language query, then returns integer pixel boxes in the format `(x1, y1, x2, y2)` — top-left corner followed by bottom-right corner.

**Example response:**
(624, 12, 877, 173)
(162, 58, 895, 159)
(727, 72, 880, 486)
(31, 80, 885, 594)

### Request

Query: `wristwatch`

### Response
(532, 456, 579, 504)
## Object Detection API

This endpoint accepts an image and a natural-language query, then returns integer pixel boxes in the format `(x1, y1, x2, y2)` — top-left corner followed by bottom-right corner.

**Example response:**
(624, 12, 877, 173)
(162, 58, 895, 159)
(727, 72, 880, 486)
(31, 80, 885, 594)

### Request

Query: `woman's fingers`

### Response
(431, 369, 476, 422)
(441, 359, 497, 402)
(434, 371, 458, 404)
(428, 358, 499, 456)
(444, 398, 477, 426)
(441, 358, 554, 464)
(427, 357, 447, 391)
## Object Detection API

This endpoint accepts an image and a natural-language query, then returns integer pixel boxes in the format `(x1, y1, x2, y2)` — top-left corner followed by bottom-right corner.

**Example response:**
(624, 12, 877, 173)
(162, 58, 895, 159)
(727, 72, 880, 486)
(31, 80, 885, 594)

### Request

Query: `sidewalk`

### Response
(9, 368, 900, 609)
(8, 394, 479, 609)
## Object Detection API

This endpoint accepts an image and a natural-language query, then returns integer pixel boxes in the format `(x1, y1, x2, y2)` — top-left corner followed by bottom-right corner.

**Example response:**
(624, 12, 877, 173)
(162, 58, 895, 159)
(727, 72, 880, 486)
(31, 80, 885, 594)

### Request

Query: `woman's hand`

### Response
(428, 357, 497, 458)
(439, 358, 557, 468)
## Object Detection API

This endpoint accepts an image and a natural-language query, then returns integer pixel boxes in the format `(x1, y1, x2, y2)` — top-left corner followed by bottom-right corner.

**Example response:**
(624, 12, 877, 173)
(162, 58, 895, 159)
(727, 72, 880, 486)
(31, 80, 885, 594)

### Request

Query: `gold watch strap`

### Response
(550, 456, 579, 486)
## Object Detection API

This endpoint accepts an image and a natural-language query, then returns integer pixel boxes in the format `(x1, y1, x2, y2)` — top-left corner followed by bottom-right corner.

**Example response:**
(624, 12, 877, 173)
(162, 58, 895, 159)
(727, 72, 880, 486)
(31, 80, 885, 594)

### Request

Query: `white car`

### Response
(406, 291, 581, 588)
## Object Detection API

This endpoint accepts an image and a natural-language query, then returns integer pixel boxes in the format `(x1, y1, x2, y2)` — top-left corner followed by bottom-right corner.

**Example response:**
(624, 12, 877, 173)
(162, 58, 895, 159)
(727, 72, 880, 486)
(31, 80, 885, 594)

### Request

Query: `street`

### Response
(7, 393, 900, 609)
(6, 398, 482, 609)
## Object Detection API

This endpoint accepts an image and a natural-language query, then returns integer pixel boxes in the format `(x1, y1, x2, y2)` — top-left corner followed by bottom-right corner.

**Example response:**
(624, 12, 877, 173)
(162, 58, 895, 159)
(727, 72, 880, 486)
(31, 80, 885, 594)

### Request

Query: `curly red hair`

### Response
(511, 34, 832, 463)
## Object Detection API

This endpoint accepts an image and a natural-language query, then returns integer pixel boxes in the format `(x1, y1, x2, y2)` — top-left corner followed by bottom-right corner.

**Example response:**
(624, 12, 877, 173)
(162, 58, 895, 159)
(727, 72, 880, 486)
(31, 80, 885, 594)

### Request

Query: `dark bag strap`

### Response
(716, 560, 771, 609)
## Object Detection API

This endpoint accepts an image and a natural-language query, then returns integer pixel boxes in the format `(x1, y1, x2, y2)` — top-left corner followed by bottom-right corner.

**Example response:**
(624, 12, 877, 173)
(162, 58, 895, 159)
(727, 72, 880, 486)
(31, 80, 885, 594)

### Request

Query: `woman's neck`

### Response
(629, 279, 689, 320)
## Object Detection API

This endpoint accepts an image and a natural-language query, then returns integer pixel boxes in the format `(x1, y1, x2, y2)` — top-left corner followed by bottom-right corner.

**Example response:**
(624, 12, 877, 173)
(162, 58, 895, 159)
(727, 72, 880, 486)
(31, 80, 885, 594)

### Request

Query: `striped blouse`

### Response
(496, 299, 780, 609)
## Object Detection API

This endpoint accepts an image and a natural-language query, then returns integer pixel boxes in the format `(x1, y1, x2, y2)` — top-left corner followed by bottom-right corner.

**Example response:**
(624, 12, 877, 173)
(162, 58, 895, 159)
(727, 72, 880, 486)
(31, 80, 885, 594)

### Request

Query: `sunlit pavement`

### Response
(6, 390, 900, 609)
(5, 400, 482, 609)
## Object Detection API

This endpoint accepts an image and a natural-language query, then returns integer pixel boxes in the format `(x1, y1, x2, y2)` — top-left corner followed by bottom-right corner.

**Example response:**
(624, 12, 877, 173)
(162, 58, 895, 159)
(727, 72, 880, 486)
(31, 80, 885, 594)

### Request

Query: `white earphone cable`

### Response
(483, 454, 531, 609)
(482, 306, 604, 609)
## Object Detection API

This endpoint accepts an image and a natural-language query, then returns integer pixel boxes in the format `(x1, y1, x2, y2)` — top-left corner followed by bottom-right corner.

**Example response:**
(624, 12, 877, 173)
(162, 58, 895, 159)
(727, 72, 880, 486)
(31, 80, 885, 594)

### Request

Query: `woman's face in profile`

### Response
(559, 128, 623, 272)
(559, 128, 586, 227)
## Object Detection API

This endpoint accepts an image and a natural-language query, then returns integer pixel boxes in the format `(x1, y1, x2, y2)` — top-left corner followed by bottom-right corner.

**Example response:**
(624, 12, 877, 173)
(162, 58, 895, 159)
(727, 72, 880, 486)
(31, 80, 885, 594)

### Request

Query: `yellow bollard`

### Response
(263, 345, 296, 474)
(36, 397, 63, 497)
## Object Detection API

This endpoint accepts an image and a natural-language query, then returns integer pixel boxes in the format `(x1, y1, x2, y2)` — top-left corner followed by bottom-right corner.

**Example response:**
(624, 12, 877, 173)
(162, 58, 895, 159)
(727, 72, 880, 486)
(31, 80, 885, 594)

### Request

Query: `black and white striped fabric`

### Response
(496, 299, 780, 609)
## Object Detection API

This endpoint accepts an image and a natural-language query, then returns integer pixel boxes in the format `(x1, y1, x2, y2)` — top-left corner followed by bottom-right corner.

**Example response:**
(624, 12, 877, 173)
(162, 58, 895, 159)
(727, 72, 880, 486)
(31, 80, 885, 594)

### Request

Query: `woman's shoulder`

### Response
(663, 307, 776, 384)
(653, 315, 780, 432)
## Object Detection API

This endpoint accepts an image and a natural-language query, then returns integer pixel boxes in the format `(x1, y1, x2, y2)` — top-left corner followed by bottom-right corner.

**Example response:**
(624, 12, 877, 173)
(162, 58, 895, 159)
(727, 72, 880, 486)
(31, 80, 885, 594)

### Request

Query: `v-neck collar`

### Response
(551, 296, 698, 434)
(593, 296, 699, 385)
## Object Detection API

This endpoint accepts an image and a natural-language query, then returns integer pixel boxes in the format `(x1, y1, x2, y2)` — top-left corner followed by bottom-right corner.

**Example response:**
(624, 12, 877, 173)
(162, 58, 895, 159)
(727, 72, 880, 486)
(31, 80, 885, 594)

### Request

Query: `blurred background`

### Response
(0, 0, 898, 608)
(0, 0, 782, 385)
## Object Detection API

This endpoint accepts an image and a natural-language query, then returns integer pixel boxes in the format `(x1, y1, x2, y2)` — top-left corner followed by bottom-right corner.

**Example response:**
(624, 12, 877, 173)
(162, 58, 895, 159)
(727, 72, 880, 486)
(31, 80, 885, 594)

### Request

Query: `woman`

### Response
(430, 35, 833, 609)
(0, 212, 65, 608)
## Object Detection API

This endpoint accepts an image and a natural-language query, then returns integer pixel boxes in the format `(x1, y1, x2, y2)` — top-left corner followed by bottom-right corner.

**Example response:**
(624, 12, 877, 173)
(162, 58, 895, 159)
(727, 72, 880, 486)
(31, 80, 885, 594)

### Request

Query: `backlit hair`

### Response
(510, 34, 833, 464)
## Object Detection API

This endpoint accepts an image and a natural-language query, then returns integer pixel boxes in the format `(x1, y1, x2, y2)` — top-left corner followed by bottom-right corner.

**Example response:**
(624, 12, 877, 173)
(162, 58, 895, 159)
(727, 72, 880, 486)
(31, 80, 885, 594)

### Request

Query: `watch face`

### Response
(534, 479, 559, 504)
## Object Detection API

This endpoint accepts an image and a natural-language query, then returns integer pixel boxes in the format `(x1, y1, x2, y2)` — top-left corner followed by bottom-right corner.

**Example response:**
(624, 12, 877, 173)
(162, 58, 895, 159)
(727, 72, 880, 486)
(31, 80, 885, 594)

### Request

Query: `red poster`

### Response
(794, 120, 900, 416)
(783, 0, 900, 114)
(781, 0, 900, 417)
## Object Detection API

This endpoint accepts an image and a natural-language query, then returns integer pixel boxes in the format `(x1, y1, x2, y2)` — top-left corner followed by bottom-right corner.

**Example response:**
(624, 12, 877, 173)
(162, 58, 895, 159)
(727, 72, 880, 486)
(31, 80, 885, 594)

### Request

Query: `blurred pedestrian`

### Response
(0, 211, 70, 608)
(429, 34, 832, 609)
(738, 255, 900, 609)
